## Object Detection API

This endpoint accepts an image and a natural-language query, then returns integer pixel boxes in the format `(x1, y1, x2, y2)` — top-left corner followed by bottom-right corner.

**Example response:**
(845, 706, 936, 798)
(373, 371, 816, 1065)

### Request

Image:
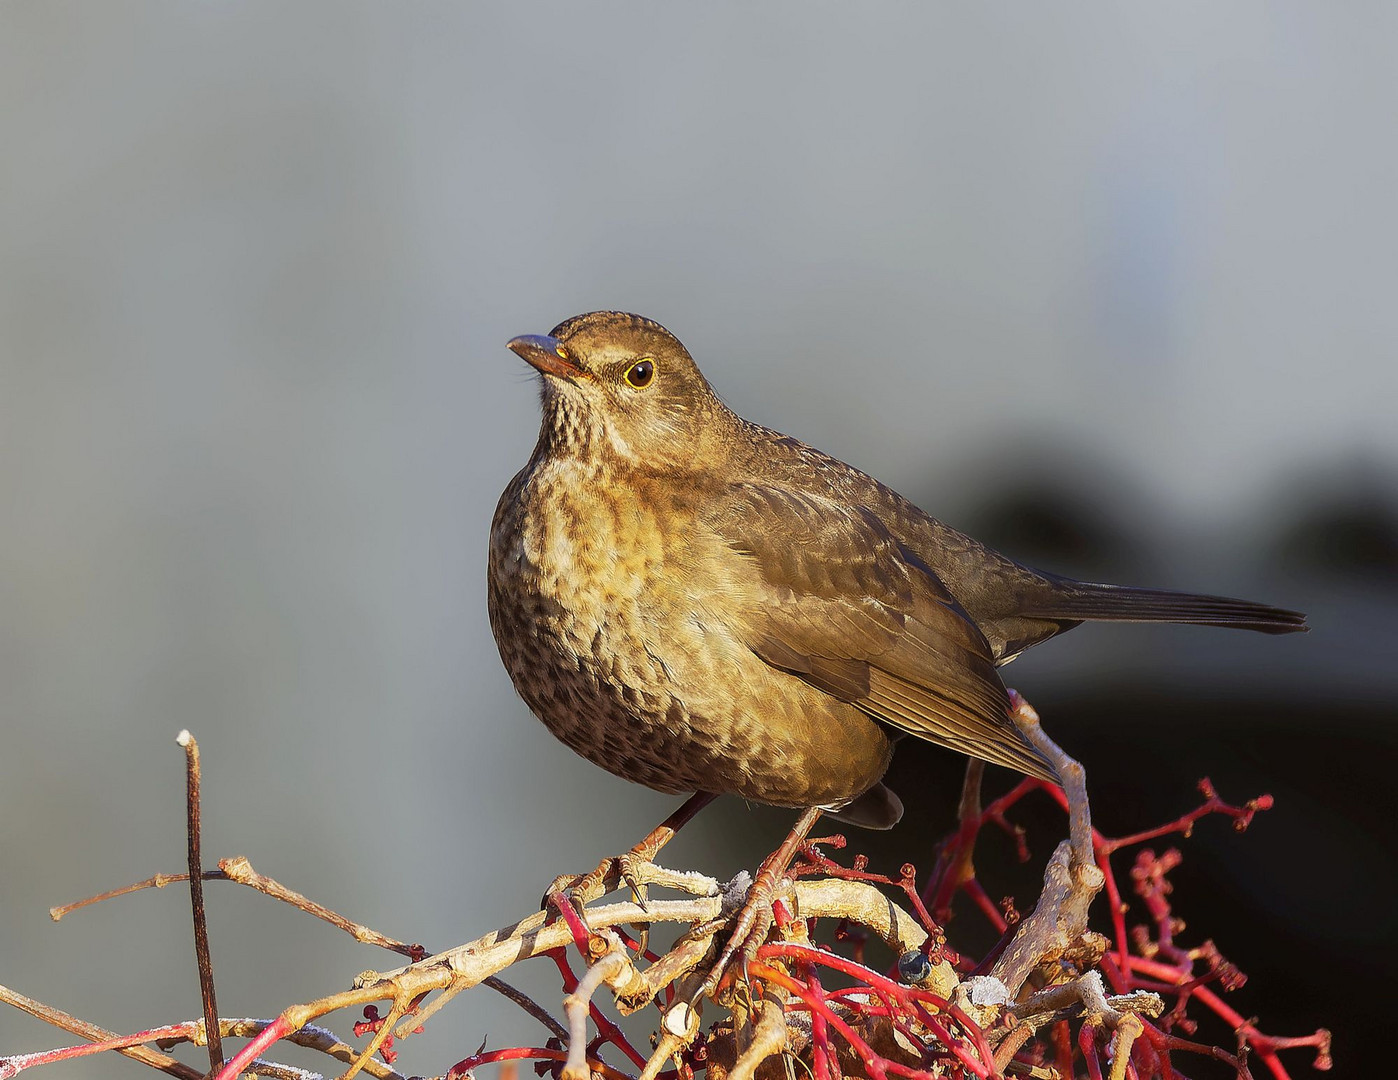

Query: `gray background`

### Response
(3, 3, 1394, 1076)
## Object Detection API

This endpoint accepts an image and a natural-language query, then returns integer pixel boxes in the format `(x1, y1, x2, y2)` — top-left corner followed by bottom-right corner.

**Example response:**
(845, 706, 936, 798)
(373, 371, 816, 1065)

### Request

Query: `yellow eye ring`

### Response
(624, 358, 655, 388)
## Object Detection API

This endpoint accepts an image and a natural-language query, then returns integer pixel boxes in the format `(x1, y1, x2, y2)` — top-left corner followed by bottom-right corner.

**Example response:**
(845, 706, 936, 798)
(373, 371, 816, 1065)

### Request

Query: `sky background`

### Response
(2, 3, 1394, 1076)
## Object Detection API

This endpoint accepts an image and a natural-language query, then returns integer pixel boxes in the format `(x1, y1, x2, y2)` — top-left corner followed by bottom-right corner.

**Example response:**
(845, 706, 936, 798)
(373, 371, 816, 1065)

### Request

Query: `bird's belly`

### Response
(488, 488, 891, 806)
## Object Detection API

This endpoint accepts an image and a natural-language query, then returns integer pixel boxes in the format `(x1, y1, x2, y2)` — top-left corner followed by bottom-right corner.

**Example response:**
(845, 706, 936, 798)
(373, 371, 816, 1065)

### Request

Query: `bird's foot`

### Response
(691, 805, 825, 1006)
(544, 851, 655, 919)
(692, 874, 779, 1006)
(540, 793, 722, 937)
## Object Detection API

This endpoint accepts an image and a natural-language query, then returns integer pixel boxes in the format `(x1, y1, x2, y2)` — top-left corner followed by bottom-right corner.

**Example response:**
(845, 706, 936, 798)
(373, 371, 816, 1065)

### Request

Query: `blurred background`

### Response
(2, 3, 1394, 1075)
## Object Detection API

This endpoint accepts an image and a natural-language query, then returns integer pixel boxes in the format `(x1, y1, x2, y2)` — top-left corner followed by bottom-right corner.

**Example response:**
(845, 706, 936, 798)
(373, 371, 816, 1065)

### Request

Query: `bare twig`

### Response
(1108, 1012, 1144, 1080)
(176, 730, 223, 1074)
(728, 986, 789, 1080)
(1014, 972, 1162, 1030)
(0, 983, 203, 1080)
(1007, 691, 1092, 863)
(50, 871, 207, 921)
(0, 983, 413, 1080)
(218, 1019, 406, 1080)
(54, 857, 423, 959)
(483, 976, 570, 1041)
(561, 936, 635, 1080)
(217, 856, 423, 957)
(990, 693, 1105, 999)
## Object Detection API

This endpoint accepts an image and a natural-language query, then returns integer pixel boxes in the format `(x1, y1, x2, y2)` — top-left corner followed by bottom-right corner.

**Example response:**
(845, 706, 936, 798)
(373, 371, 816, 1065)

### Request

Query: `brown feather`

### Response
(713, 484, 1056, 783)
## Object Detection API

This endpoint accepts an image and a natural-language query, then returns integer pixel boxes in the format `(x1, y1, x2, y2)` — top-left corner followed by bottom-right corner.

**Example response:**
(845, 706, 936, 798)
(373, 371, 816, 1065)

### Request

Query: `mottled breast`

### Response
(488, 456, 894, 807)
(488, 456, 703, 792)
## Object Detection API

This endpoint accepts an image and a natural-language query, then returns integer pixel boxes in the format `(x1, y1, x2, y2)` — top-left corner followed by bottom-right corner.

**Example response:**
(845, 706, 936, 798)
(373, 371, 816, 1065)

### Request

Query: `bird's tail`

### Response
(1020, 577, 1309, 635)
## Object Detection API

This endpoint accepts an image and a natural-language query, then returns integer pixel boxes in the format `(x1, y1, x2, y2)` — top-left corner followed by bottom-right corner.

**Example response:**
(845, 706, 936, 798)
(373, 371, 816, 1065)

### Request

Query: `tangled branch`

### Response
(2, 711, 1330, 1080)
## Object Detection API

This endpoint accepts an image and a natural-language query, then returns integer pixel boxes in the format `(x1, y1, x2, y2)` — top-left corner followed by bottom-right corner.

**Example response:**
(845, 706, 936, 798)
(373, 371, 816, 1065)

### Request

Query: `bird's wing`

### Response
(706, 483, 1057, 782)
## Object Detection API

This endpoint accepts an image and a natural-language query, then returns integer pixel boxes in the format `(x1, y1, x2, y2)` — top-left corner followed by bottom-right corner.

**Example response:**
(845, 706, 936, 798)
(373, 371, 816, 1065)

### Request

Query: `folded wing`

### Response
(708, 483, 1057, 783)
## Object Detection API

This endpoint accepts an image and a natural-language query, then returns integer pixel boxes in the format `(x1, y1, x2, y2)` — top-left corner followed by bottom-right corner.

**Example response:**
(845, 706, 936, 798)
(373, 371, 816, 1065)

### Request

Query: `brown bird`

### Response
(488, 311, 1307, 831)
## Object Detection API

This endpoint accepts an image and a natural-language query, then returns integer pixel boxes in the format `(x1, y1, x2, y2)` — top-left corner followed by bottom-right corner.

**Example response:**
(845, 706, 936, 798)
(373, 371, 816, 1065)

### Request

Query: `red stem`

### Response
(805, 968, 837, 1080)
(213, 1016, 293, 1080)
(752, 949, 993, 1079)
(746, 962, 894, 1080)
(445, 1045, 641, 1080)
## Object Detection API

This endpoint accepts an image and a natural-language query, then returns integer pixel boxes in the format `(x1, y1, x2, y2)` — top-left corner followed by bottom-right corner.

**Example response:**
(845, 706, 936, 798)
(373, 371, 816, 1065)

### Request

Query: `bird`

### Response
(487, 311, 1307, 831)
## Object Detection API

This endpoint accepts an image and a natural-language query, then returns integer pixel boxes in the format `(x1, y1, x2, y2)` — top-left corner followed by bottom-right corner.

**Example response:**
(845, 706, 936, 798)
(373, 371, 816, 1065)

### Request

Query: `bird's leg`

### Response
(691, 804, 825, 1006)
(545, 791, 718, 924)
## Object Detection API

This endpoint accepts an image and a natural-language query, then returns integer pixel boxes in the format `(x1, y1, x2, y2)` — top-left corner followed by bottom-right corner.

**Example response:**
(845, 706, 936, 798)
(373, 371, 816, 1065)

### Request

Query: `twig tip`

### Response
(176, 730, 193, 747)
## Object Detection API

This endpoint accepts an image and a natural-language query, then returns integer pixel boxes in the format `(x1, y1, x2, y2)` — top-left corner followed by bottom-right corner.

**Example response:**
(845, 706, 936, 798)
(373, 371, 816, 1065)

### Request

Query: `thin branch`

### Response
(217, 856, 423, 957)
(176, 730, 224, 1075)
(483, 976, 569, 1042)
(1107, 1013, 1144, 1080)
(0, 983, 410, 1080)
(219, 1019, 406, 1080)
(0, 984, 203, 1080)
(53, 858, 423, 959)
(50, 871, 206, 921)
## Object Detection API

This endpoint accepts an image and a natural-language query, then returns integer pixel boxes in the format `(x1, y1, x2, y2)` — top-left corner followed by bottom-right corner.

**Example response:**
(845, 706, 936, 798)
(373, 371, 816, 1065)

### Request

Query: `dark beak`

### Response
(507, 334, 586, 380)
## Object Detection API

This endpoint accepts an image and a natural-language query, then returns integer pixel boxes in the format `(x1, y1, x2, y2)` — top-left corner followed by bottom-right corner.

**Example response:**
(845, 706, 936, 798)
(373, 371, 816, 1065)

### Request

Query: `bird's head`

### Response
(507, 311, 725, 464)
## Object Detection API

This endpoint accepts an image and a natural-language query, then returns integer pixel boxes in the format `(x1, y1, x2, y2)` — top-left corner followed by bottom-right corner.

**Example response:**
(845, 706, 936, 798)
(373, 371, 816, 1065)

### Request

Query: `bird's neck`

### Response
(533, 388, 610, 461)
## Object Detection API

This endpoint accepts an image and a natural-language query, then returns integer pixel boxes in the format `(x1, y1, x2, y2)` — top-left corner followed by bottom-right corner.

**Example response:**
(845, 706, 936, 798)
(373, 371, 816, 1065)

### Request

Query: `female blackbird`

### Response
(488, 311, 1306, 829)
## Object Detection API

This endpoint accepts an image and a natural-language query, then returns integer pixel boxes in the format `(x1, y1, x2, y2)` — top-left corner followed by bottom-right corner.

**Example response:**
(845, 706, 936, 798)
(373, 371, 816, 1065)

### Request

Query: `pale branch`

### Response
(1109, 1013, 1146, 1080)
(991, 694, 1104, 999)
(1008, 689, 1093, 865)
(561, 935, 636, 1080)
(726, 986, 789, 1080)
(217, 855, 422, 957)
(641, 981, 705, 1080)
(1012, 972, 1163, 1031)
(52, 857, 422, 960)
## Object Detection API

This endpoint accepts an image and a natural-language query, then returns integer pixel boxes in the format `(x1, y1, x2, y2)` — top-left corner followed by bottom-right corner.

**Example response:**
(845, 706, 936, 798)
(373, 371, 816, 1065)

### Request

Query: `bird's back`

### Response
(719, 419, 1070, 660)
(718, 418, 1304, 660)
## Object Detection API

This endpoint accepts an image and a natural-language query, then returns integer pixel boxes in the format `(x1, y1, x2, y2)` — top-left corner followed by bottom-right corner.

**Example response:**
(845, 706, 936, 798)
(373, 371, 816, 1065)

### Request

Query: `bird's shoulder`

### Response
(721, 420, 960, 540)
(717, 419, 1064, 640)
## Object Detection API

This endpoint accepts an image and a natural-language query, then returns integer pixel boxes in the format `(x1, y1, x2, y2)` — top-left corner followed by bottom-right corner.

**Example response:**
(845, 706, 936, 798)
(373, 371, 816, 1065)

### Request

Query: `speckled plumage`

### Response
(487, 312, 1307, 828)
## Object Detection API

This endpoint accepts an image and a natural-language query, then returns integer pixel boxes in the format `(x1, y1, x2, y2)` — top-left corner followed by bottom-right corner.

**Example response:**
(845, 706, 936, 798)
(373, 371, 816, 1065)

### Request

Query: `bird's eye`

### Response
(624, 359, 655, 388)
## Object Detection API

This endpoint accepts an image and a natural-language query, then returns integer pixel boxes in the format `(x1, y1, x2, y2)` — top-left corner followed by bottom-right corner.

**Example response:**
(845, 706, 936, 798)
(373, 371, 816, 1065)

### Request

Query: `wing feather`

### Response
(708, 484, 1056, 783)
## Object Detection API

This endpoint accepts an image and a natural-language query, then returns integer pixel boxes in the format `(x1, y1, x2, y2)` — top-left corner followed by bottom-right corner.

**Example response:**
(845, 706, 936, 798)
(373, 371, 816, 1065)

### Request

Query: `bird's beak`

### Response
(507, 334, 586, 380)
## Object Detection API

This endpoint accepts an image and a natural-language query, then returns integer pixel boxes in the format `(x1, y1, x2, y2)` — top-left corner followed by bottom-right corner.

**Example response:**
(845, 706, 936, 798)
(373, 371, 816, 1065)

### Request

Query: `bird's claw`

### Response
(541, 851, 660, 938)
(617, 852, 651, 911)
(692, 883, 779, 1006)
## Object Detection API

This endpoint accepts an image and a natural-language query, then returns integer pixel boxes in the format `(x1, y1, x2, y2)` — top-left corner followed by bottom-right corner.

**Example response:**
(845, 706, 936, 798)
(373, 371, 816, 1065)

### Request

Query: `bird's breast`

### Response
(492, 459, 677, 628)
(488, 460, 693, 741)
(487, 458, 893, 805)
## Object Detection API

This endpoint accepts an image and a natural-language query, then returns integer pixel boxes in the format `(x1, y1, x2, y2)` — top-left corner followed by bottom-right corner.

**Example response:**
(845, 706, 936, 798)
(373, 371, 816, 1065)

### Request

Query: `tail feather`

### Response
(1023, 580, 1309, 635)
